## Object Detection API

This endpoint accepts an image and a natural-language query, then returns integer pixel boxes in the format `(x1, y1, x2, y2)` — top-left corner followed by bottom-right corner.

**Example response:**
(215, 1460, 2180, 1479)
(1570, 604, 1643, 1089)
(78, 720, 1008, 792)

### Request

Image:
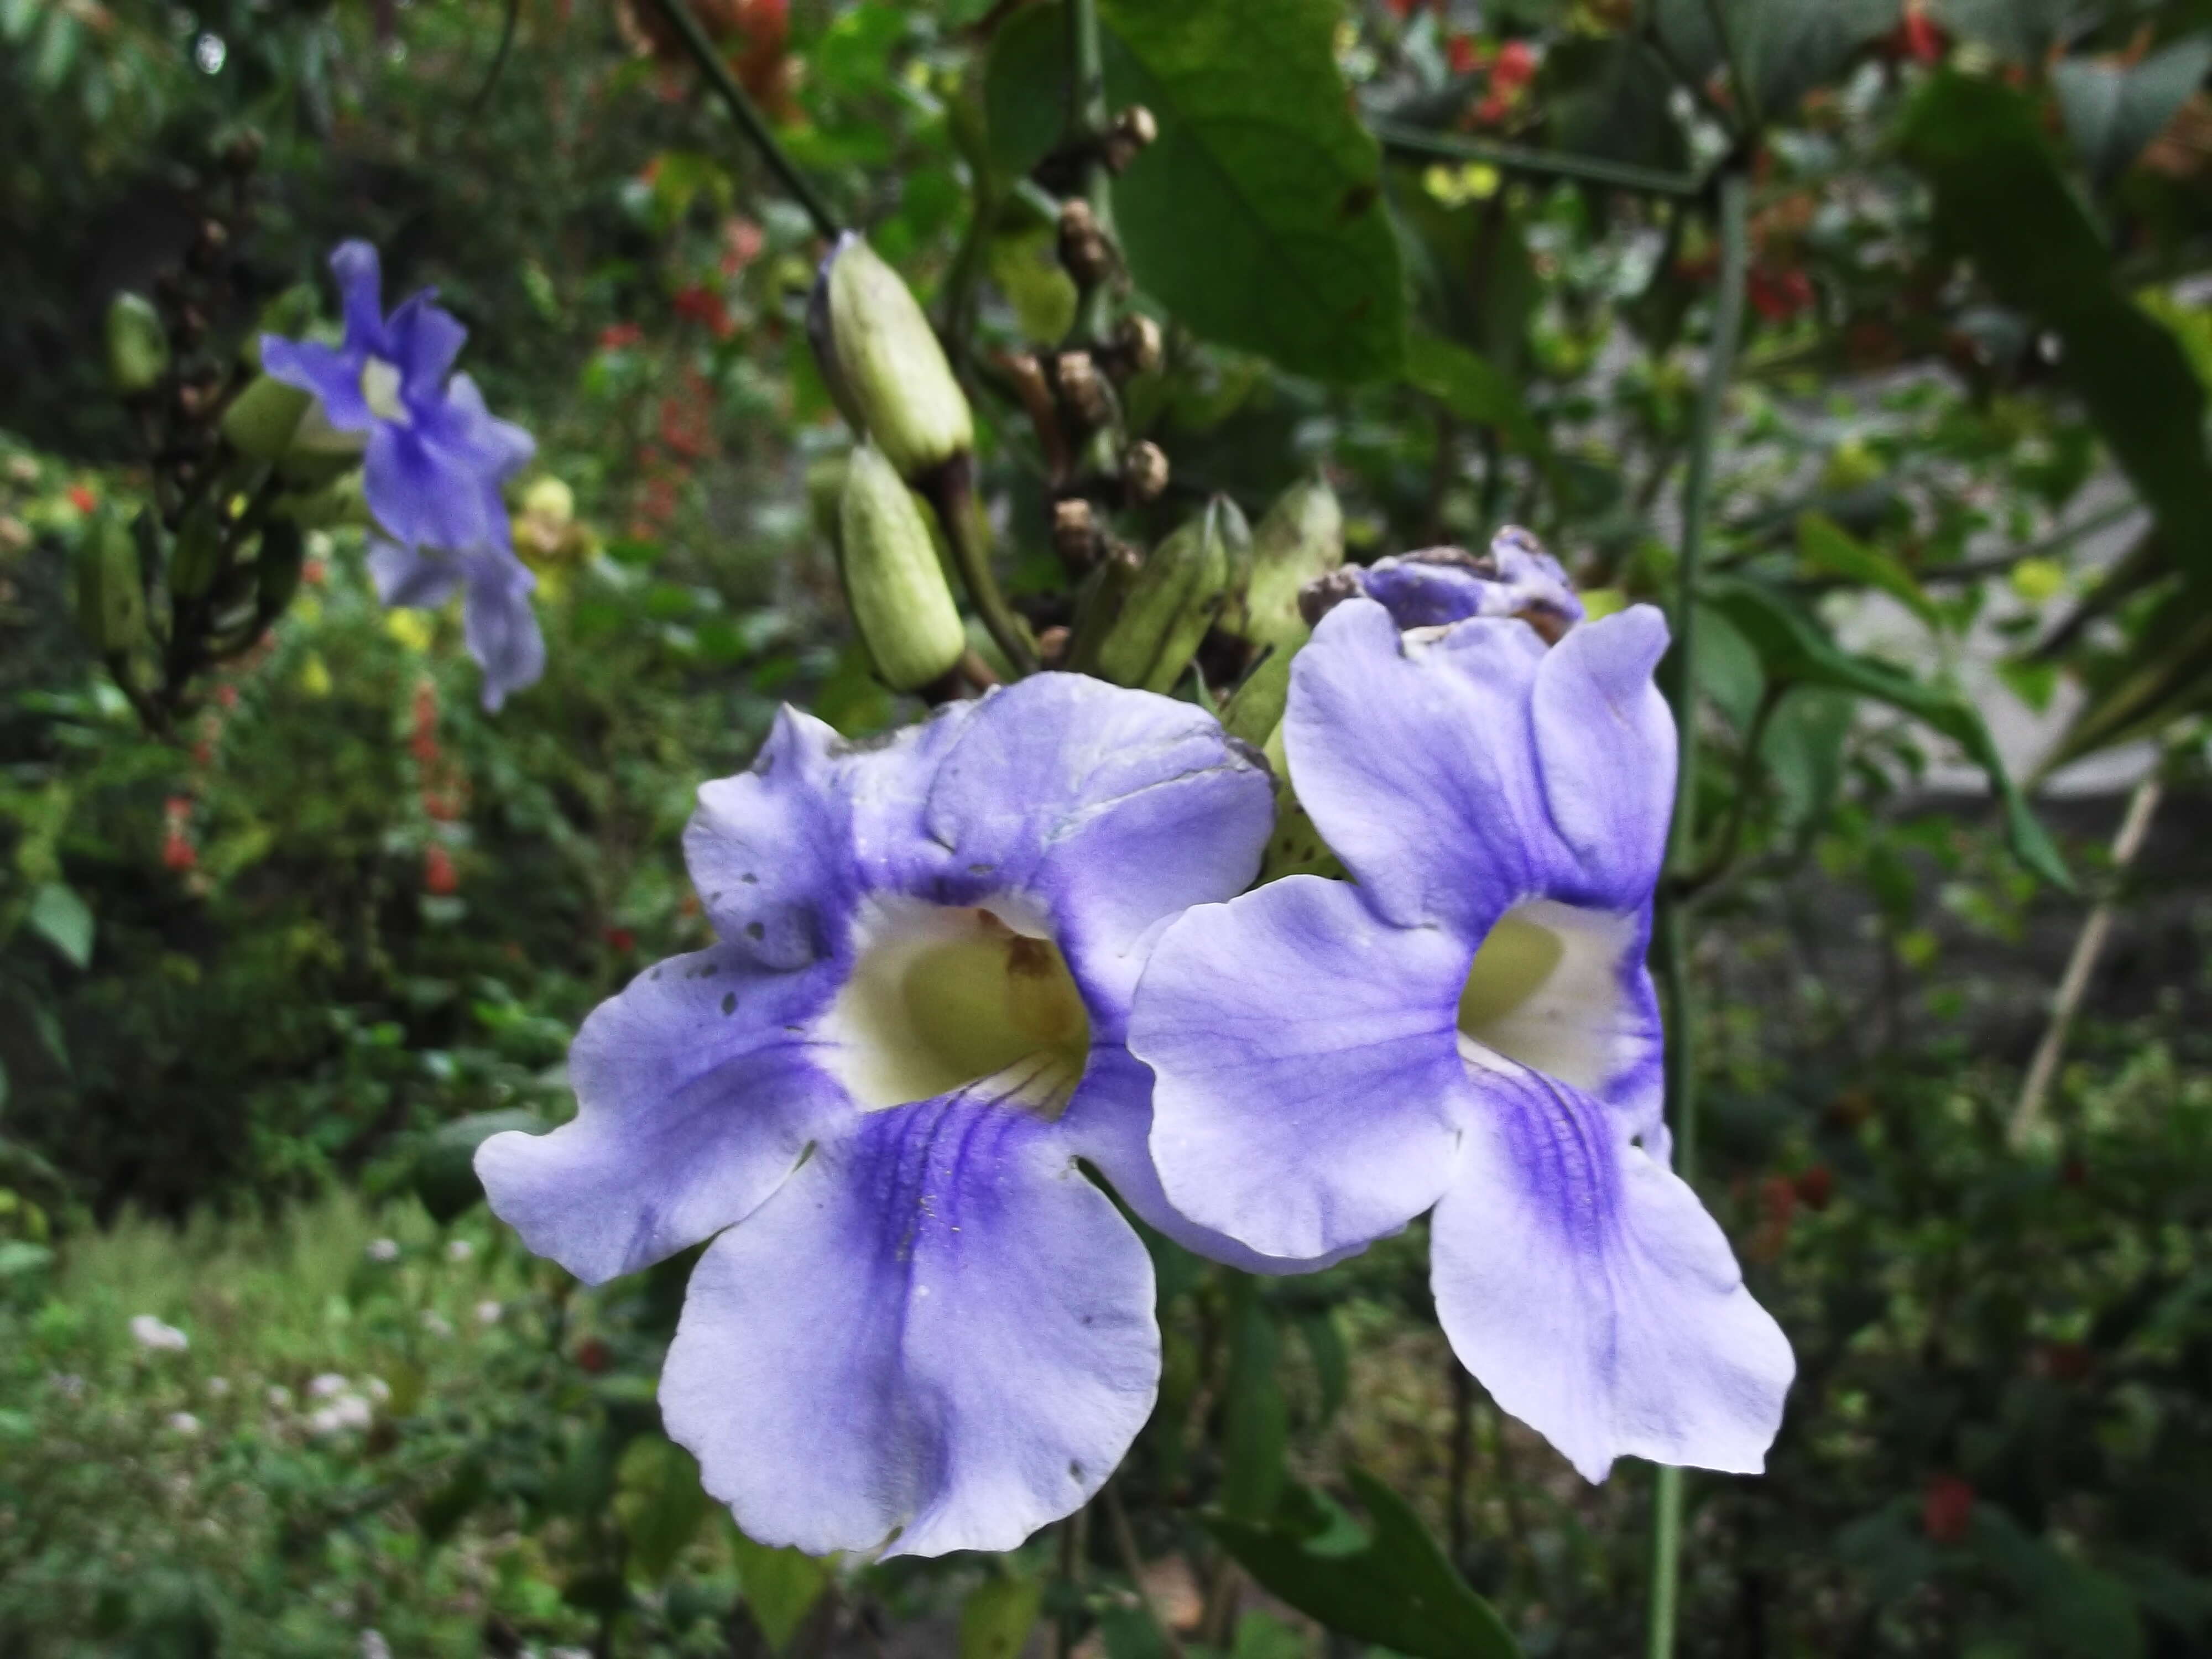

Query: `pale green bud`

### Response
(75, 508, 148, 658)
(1230, 477, 1342, 651)
(838, 443, 968, 693)
(220, 374, 312, 462)
(105, 293, 170, 394)
(1093, 495, 1245, 696)
(810, 234, 973, 481)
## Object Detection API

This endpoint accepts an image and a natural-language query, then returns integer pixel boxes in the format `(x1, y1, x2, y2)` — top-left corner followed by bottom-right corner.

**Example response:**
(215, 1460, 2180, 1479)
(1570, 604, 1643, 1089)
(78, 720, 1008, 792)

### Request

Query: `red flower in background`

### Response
(1749, 266, 1815, 322)
(424, 843, 458, 896)
(603, 926, 637, 954)
(67, 484, 95, 514)
(1446, 34, 1484, 76)
(598, 322, 645, 353)
(1493, 38, 1536, 88)
(673, 283, 735, 341)
(1794, 1164, 1835, 1211)
(1922, 1474, 1975, 1545)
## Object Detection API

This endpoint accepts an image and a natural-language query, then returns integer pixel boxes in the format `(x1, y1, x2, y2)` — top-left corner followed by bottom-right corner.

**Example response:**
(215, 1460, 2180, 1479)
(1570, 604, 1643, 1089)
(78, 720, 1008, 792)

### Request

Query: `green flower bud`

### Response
(75, 507, 148, 658)
(169, 504, 224, 601)
(1229, 477, 1343, 651)
(220, 374, 313, 462)
(1092, 495, 1245, 696)
(105, 293, 170, 394)
(810, 234, 973, 481)
(838, 442, 967, 693)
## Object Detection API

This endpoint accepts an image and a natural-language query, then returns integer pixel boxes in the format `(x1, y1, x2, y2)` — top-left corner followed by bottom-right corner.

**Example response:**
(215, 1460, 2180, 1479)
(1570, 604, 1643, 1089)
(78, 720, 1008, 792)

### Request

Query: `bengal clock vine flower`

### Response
(1130, 593, 1795, 1484)
(476, 676, 1336, 1557)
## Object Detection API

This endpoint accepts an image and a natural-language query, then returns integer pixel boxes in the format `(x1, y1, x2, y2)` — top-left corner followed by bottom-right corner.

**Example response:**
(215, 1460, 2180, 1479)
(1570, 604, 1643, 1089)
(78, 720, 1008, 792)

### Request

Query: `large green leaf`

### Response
(1204, 1470, 1520, 1659)
(1707, 577, 2070, 887)
(1796, 511, 1937, 627)
(1404, 332, 1547, 457)
(1220, 1285, 1288, 1523)
(2055, 38, 2212, 189)
(1648, 0, 1899, 121)
(1898, 72, 2212, 583)
(1546, 35, 1688, 172)
(983, 0, 1404, 381)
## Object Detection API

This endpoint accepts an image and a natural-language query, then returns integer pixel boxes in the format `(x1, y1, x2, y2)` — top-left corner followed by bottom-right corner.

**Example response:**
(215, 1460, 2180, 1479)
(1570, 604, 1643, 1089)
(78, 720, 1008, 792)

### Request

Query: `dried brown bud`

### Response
(170, 305, 207, 349)
(1121, 441, 1169, 505)
(1057, 198, 1113, 288)
(1052, 497, 1100, 571)
(1102, 106, 1159, 173)
(1053, 351, 1112, 430)
(1110, 314, 1163, 379)
(1035, 624, 1072, 667)
(187, 220, 229, 272)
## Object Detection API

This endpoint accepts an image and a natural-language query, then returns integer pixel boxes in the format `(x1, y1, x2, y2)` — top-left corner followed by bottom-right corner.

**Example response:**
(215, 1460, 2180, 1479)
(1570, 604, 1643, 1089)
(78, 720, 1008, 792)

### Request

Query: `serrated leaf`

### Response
(1707, 577, 2069, 886)
(1204, 1470, 1520, 1659)
(2055, 38, 2212, 189)
(1104, 0, 1405, 381)
(27, 883, 93, 969)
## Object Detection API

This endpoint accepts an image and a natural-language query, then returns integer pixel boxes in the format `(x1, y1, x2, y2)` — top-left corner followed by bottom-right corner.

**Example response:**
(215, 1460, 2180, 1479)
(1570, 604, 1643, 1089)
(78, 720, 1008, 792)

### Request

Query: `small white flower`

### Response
(129, 1314, 189, 1353)
(364, 1376, 392, 1404)
(445, 1238, 474, 1263)
(474, 1300, 503, 1326)
(266, 1385, 293, 1408)
(167, 1412, 202, 1436)
(309, 1372, 349, 1399)
(361, 1630, 394, 1659)
(309, 1395, 373, 1435)
(420, 1310, 454, 1338)
(49, 1372, 85, 1400)
(365, 1238, 401, 1264)
(205, 1376, 231, 1399)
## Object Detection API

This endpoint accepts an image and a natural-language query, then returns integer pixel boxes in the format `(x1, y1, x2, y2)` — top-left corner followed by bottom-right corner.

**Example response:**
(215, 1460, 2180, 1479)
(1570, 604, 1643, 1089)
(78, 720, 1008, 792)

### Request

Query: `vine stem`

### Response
(1645, 164, 1750, 1659)
(643, 0, 842, 242)
(1371, 120, 1708, 198)
(1066, 0, 1118, 341)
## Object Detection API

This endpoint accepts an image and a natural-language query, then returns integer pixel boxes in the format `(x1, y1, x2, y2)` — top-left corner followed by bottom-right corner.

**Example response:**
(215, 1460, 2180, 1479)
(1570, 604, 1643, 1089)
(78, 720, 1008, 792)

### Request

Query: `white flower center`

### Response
(1456, 899, 1638, 1092)
(359, 356, 410, 425)
(823, 898, 1091, 1119)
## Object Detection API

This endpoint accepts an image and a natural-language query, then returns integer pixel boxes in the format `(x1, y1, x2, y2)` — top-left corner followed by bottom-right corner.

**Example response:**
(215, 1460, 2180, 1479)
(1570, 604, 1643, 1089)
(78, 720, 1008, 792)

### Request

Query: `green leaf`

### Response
(958, 1576, 1042, 1659)
(1101, 0, 1405, 382)
(2055, 38, 2212, 189)
(1546, 35, 1688, 173)
(1707, 578, 2069, 886)
(411, 1109, 547, 1223)
(729, 1526, 834, 1653)
(1759, 686, 1855, 830)
(1404, 333, 1547, 458)
(617, 1434, 715, 1587)
(1221, 1284, 1288, 1522)
(1204, 1470, 1521, 1659)
(0, 1240, 54, 1278)
(1651, 0, 1899, 122)
(1296, 1309, 1348, 1424)
(981, 4, 1066, 181)
(1693, 601, 1765, 732)
(1930, 0, 2079, 60)
(1898, 72, 2212, 585)
(1971, 1507, 2145, 1659)
(1796, 512, 1938, 627)
(27, 883, 93, 969)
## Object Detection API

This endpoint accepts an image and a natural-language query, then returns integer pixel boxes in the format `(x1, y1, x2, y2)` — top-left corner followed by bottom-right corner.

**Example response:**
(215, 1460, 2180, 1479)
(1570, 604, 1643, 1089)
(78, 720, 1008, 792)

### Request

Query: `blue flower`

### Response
(1129, 598, 1794, 1483)
(262, 241, 534, 559)
(368, 539, 544, 712)
(475, 677, 1330, 1556)
(1311, 526, 1584, 636)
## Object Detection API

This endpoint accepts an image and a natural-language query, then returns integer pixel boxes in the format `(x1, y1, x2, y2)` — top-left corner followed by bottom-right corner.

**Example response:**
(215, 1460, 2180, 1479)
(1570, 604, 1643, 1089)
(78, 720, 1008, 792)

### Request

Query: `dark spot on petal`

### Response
(700, 962, 719, 978)
(649, 967, 662, 980)
(745, 921, 765, 941)
(968, 863, 994, 874)
(722, 992, 737, 1015)
(741, 873, 758, 884)
(1068, 1460, 1084, 1481)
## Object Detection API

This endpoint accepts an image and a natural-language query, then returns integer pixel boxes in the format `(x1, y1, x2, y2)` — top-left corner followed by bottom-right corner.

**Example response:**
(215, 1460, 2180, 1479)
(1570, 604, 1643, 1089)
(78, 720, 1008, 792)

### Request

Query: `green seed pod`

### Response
(169, 504, 225, 601)
(1230, 477, 1343, 652)
(75, 507, 148, 658)
(1093, 495, 1245, 696)
(838, 442, 967, 693)
(810, 234, 973, 481)
(105, 293, 170, 395)
(220, 374, 313, 462)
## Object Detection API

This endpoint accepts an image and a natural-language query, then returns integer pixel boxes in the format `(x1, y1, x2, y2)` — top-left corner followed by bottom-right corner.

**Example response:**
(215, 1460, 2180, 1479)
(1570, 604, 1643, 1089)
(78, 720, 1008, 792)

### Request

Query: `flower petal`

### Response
(363, 425, 497, 553)
(366, 539, 462, 610)
(1530, 604, 1674, 909)
(1062, 1045, 1363, 1275)
(260, 337, 372, 431)
(1133, 876, 1470, 1261)
(661, 1092, 1158, 1557)
(460, 552, 544, 711)
(439, 373, 538, 479)
(474, 942, 849, 1285)
(330, 241, 389, 356)
(1431, 1057, 1793, 1482)
(919, 674, 1273, 1028)
(385, 289, 467, 392)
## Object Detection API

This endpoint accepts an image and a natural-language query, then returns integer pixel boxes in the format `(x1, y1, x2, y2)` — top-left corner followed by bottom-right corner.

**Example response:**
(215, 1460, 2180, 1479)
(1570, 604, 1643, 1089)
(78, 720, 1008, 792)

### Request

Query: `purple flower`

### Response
(1305, 526, 1584, 638)
(475, 677, 1329, 1556)
(1129, 599, 1793, 1483)
(262, 242, 534, 558)
(368, 540, 544, 712)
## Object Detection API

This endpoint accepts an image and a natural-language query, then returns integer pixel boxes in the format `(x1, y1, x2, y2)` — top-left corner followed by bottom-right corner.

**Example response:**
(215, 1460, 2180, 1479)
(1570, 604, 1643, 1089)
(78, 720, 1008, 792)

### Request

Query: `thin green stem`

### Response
(1645, 164, 1750, 1659)
(1066, 0, 1118, 341)
(926, 457, 1039, 676)
(1372, 120, 1708, 198)
(644, 0, 842, 242)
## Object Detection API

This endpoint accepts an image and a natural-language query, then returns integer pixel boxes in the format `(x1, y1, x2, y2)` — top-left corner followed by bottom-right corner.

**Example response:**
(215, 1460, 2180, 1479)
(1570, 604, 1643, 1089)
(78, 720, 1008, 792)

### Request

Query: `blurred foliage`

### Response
(7, 0, 2212, 1653)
